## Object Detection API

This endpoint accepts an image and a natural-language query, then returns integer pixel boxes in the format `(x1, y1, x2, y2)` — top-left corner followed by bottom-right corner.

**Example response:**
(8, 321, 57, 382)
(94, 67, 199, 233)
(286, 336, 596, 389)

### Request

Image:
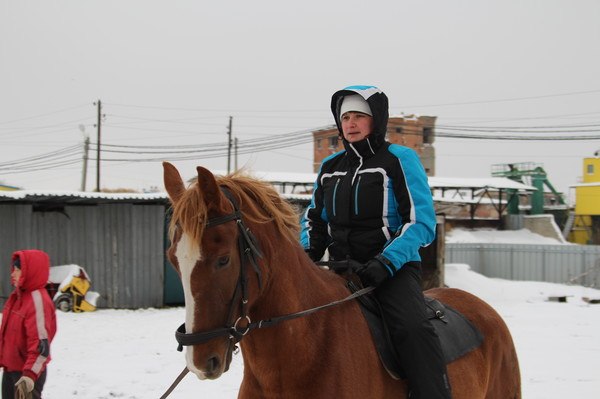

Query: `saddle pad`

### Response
(425, 297, 484, 363)
(352, 284, 483, 380)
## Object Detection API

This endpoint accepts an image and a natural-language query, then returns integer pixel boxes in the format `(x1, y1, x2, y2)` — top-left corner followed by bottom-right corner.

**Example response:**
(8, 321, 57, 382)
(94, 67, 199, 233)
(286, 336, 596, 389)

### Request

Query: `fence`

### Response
(445, 243, 600, 288)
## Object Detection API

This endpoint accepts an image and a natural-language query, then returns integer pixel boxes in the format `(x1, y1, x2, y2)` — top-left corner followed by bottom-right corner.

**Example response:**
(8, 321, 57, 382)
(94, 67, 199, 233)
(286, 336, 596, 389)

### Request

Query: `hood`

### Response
(11, 249, 51, 291)
(330, 85, 389, 149)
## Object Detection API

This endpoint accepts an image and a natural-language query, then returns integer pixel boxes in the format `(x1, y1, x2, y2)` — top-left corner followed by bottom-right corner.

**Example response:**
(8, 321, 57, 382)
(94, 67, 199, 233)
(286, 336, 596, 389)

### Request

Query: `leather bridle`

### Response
(174, 187, 263, 353)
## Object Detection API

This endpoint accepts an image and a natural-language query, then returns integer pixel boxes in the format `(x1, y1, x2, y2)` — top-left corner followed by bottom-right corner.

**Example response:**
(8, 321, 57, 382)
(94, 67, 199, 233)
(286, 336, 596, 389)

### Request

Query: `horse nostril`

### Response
(206, 356, 220, 374)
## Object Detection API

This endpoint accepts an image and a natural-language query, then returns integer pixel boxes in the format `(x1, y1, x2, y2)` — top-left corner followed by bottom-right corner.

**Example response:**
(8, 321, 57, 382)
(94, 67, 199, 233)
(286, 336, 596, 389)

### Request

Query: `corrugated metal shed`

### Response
(0, 191, 168, 309)
(446, 243, 600, 287)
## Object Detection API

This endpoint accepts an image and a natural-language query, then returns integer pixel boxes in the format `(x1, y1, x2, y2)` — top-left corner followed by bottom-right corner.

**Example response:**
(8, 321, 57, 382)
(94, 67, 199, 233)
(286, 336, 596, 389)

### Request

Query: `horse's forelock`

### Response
(169, 183, 209, 245)
(168, 172, 300, 247)
(215, 174, 300, 244)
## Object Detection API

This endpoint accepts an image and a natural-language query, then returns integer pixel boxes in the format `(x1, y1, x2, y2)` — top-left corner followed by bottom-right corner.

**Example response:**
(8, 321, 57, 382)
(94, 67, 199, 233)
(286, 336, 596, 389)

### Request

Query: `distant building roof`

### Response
(0, 184, 21, 191)
(429, 177, 536, 191)
(570, 182, 600, 188)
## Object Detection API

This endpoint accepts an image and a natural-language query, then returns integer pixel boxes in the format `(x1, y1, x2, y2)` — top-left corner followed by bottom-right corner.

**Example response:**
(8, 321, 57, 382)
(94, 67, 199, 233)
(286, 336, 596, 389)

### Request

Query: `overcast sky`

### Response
(1, 0, 599, 198)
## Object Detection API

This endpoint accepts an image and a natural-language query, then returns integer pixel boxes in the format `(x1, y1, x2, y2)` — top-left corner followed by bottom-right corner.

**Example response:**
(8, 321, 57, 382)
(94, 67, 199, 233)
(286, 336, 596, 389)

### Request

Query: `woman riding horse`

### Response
(301, 85, 450, 398)
(163, 161, 521, 399)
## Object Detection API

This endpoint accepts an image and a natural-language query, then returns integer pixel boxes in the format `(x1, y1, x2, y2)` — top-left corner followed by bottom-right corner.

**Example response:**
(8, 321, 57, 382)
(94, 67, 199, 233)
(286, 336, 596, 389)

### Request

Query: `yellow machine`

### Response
(569, 155, 600, 244)
(47, 265, 100, 312)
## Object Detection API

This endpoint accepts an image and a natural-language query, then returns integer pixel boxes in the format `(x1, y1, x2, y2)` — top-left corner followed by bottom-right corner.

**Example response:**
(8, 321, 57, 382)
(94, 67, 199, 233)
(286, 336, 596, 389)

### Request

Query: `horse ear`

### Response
(196, 166, 222, 208)
(163, 162, 185, 203)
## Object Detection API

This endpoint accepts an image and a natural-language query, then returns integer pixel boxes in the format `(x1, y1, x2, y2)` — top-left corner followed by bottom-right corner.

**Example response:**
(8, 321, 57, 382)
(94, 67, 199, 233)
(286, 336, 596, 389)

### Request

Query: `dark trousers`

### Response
(375, 262, 452, 399)
(2, 370, 47, 399)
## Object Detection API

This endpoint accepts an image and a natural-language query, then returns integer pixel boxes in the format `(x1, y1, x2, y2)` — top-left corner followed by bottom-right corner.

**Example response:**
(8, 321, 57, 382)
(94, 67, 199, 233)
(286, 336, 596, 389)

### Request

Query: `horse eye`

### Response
(216, 256, 230, 269)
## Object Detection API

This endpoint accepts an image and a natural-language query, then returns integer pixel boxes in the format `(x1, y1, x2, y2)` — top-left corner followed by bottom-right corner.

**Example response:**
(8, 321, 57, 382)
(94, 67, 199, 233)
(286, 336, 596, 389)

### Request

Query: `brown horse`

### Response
(163, 162, 521, 399)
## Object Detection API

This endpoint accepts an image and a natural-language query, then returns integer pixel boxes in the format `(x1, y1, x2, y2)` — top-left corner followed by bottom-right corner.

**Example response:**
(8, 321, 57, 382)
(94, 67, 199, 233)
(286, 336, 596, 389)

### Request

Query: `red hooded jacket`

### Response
(0, 250, 57, 380)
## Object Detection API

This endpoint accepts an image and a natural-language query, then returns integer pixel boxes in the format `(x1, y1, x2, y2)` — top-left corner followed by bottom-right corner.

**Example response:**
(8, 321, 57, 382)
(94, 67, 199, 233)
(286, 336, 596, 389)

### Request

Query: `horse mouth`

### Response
(202, 356, 224, 380)
(187, 351, 227, 380)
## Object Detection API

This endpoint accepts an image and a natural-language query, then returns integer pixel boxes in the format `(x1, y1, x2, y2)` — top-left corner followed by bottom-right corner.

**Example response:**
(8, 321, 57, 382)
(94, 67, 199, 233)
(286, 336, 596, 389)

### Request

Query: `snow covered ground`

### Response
(446, 227, 568, 245)
(2, 229, 599, 398)
(0, 263, 597, 398)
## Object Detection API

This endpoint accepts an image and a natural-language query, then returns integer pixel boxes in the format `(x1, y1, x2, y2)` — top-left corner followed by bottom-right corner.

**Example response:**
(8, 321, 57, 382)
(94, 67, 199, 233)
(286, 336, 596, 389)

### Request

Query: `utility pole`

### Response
(227, 116, 233, 174)
(95, 100, 102, 192)
(234, 137, 238, 172)
(79, 125, 90, 191)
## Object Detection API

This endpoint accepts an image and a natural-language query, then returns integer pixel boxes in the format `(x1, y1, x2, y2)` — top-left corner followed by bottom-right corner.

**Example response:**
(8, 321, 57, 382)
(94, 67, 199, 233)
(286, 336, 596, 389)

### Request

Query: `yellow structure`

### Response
(570, 154, 600, 244)
(56, 274, 97, 312)
(49, 265, 99, 312)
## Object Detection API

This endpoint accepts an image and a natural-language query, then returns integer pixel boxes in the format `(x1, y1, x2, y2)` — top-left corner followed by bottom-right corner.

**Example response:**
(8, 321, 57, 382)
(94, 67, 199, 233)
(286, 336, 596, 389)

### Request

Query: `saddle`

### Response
(348, 281, 484, 380)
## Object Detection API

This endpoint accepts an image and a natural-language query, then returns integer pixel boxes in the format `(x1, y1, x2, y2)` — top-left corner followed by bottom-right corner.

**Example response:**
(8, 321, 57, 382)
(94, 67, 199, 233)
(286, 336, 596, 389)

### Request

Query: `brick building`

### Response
(311, 115, 436, 175)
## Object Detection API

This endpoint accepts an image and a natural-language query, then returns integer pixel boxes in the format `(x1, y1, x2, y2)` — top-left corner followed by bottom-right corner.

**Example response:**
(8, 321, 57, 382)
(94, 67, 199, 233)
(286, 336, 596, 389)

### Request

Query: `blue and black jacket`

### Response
(300, 86, 436, 275)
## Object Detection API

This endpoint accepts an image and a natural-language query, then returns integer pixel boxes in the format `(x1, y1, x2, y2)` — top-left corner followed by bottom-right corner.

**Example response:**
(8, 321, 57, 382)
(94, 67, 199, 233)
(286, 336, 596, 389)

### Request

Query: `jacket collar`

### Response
(342, 135, 381, 161)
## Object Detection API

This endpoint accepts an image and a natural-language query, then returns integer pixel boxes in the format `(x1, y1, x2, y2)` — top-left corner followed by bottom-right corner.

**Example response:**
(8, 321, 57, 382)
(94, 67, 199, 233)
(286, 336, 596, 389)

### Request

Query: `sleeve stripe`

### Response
(31, 290, 49, 340)
(30, 290, 50, 374)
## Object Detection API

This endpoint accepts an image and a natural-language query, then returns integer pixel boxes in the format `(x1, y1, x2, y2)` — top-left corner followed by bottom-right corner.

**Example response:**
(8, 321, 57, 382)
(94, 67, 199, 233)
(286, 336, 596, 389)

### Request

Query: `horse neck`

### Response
(251, 235, 345, 321)
(239, 233, 376, 394)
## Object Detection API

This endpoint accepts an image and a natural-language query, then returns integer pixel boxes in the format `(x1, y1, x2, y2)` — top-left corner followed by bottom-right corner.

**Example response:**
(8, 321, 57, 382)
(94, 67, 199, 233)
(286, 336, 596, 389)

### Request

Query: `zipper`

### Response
(354, 175, 362, 215)
(332, 178, 341, 216)
(348, 142, 363, 185)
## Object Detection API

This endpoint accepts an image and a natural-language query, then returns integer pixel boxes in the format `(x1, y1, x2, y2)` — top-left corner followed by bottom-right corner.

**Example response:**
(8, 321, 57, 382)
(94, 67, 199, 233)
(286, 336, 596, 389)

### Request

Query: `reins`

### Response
(160, 187, 374, 398)
(174, 284, 374, 347)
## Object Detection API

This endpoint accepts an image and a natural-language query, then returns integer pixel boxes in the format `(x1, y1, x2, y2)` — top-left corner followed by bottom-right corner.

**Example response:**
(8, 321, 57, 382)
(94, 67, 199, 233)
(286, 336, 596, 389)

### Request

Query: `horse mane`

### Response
(168, 171, 300, 246)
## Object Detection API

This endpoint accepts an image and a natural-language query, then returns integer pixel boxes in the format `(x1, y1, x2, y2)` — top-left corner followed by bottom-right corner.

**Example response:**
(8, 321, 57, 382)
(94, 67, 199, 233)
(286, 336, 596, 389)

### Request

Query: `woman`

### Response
(300, 85, 451, 398)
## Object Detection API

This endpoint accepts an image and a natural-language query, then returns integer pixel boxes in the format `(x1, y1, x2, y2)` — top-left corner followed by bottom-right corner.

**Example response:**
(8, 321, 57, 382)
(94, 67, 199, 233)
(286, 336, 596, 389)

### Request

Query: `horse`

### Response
(163, 162, 521, 399)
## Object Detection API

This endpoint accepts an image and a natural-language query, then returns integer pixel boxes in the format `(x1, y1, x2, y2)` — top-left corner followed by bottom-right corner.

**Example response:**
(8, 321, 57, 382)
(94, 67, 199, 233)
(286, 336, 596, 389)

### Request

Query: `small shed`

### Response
(0, 190, 169, 309)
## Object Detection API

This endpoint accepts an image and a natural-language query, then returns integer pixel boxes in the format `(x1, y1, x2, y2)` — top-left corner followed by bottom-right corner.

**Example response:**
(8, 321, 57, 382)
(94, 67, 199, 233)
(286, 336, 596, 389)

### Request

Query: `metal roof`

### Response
(0, 189, 313, 206)
(428, 177, 537, 191)
(0, 190, 169, 205)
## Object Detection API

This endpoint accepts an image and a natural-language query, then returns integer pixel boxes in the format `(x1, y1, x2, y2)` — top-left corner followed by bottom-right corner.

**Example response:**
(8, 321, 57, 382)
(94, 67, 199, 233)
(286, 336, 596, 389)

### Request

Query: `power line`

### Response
(437, 122, 600, 131)
(434, 131, 600, 140)
(0, 144, 82, 173)
(0, 104, 90, 126)
(4, 107, 600, 177)
(395, 89, 600, 109)
(103, 101, 324, 114)
(0, 145, 81, 167)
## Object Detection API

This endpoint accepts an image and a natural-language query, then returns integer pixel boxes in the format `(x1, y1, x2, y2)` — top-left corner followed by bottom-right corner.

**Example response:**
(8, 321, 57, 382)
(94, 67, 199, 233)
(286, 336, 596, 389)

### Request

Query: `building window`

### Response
(328, 136, 338, 149)
(423, 127, 433, 144)
(587, 164, 594, 174)
(396, 127, 403, 133)
(316, 138, 322, 149)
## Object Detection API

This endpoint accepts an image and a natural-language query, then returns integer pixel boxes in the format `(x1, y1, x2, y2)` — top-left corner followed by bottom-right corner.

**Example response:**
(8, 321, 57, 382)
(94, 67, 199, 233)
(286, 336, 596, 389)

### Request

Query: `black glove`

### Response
(355, 258, 391, 287)
(316, 259, 361, 274)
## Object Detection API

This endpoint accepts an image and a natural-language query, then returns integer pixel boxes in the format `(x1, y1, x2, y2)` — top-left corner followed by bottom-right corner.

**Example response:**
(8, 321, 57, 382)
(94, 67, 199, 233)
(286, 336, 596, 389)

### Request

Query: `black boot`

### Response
(393, 322, 452, 399)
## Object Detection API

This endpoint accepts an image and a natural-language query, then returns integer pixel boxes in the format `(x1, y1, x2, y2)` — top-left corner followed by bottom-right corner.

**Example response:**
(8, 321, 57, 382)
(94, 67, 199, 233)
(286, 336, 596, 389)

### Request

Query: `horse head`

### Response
(163, 162, 244, 380)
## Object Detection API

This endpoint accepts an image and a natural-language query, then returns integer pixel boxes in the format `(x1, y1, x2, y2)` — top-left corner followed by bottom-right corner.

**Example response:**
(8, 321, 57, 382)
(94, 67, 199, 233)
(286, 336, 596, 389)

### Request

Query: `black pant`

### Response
(375, 262, 452, 399)
(2, 370, 47, 399)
